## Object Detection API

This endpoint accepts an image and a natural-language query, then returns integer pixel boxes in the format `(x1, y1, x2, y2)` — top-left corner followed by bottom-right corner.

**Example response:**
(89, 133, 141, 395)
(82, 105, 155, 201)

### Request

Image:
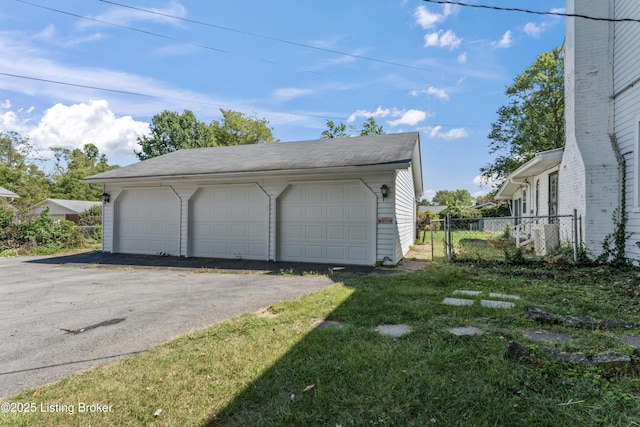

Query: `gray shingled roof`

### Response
(84, 132, 420, 183)
(0, 186, 19, 198)
(33, 199, 101, 214)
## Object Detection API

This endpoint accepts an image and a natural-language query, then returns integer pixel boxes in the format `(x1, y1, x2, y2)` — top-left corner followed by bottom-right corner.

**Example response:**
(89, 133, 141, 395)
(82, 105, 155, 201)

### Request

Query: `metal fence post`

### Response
(573, 209, 578, 263)
(446, 213, 452, 261)
(430, 220, 434, 262)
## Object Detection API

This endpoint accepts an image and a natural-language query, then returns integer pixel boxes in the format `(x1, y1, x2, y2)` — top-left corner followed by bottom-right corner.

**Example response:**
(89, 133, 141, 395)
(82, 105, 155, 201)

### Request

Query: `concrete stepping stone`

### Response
(375, 324, 412, 337)
(449, 326, 483, 336)
(489, 293, 520, 300)
(452, 290, 482, 297)
(442, 297, 475, 306)
(619, 335, 640, 348)
(481, 300, 515, 309)
(524, 329, 572, 343)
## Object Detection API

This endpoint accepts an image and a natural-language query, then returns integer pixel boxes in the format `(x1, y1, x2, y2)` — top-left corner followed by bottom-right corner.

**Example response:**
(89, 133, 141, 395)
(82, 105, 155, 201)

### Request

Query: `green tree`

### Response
(432, 189, 474, 207)
(135, 109, 275, 160)
(359, 116, 384, 136)
(135, 110, 215, 160)
(320, 117, 384, 139)
(0, 131, 50, 207)
(481, 46, 564, 184)
(321, 120, 349, 139)
(50, 144, 118, 200)
(212, 109, 275, 146)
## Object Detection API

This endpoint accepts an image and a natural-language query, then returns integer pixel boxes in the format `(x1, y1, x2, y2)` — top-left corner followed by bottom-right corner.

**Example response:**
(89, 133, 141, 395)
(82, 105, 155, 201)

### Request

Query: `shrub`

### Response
(78, 205, 102, 226)
(1, 206, 85, 253)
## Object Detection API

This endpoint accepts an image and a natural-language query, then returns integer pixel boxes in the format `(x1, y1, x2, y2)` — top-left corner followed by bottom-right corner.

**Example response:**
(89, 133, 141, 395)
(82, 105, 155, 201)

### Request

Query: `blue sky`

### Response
(0, 0, 565, 200)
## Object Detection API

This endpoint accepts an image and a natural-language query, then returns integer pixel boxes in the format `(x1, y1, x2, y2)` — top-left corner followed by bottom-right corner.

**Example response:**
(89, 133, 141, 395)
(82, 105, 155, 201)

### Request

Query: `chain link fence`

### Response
(429, 212, 581, 262)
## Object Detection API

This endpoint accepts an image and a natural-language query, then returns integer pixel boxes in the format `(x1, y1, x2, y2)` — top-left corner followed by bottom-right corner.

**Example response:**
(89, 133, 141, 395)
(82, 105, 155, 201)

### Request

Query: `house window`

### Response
(522, 189, 527, 216)
(549, 171, 559, 221)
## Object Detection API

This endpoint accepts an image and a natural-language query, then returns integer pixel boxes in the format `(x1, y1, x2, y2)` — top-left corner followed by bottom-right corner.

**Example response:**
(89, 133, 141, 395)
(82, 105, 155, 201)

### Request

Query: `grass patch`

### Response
(2, 263, 640, 426)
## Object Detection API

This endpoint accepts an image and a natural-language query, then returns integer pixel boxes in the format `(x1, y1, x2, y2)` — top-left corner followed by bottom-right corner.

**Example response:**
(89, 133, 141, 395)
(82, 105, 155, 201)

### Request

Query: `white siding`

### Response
(612, 0, 640, 262)
(394, 166, 415, 262)
(563, 0, 619, 257)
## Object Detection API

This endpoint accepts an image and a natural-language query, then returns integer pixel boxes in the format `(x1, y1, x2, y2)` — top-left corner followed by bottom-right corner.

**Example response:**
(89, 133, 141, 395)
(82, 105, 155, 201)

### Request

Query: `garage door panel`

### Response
(116, 188, 180, 256)
(327, 206, 346, 220)
(326, 246, 345, 260)
(306, 206, 324, 220)
(348, 247, 368, 262)
(350, 226, 369, 241)
(305, 245, 323, 259)
(190, 185, 268, 260)
(327, 226, 345, 241)
(278, 182, 375, 265)
(349, 205, 370, 220)
(306, 225, 324, 240)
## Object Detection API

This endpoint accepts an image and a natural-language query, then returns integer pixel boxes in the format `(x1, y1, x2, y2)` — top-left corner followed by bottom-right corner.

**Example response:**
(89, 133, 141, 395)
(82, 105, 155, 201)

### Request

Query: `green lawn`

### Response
(2, 263, 640, 426)
(424, 229, 516, 262)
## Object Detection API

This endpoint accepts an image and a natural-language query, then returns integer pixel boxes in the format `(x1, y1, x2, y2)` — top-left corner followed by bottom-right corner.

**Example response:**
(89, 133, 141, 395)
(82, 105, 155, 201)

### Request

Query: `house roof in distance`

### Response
(31, 199, 101, 214)
(0, 186, 19, 199)
(496, 148, 563, 199)
(83, 133, 422, 194)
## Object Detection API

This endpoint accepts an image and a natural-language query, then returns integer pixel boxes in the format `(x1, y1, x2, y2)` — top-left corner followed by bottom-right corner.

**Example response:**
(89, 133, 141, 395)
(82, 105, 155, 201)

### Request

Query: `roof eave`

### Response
(81, 162, 410, 185)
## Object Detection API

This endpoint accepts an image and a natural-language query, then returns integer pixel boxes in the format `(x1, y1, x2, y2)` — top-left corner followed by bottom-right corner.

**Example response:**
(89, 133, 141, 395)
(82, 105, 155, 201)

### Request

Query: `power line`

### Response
(15, 0, 226, 53)
(421, 0, 640, 24)
(0, 72, 349, 121)
(0, 72, 154, 97)
(98, 0, 433, 72)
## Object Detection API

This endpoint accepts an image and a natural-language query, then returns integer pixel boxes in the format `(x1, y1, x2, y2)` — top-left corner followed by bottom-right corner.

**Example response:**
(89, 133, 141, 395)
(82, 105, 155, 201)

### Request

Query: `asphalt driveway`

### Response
(0, 255, 336, 397)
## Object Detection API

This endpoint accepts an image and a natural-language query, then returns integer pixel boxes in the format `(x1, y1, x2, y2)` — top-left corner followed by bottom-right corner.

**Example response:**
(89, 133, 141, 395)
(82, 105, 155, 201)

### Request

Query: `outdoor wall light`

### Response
(102, 193, 110, 203)
(380, 184, 389, 200)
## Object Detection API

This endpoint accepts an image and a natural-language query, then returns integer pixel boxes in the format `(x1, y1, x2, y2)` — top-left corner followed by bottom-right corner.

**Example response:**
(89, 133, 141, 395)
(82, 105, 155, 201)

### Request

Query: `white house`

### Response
(560, 0, 640, 260)
(83, 133, 423, 266)
(0, 186, 19, 201)
(495, 148, 563, 219)
(498, 0, 640, 261)
(30, 199, 101, 223)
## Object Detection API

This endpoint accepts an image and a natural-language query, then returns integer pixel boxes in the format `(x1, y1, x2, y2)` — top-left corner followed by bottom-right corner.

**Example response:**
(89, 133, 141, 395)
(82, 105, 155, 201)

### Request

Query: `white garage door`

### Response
(116, 188, 180, 256)
(278, 181, 376, 265)
(190, 184, 269, 260)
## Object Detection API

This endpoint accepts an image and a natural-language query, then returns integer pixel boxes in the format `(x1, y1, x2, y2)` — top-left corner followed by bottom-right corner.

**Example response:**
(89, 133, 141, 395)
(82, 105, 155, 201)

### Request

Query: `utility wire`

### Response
(0, 72, 349, 121)
(0, 72, 154, 97)
(421, 0, 640, 24)
(98, 0, 433, 72)
(15, 0, 226, 53)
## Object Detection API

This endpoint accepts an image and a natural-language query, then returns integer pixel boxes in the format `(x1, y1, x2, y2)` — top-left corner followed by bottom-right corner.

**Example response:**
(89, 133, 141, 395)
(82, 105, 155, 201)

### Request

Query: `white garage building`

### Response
(83, 133, 422, 266)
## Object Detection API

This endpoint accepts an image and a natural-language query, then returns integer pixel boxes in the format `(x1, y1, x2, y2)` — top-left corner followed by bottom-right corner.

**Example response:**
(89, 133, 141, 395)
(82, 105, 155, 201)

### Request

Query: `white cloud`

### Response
(389, 109, 428, 126)
(78, 1, 187, 30)
(2, 99, 11, 109)
(272, 87, 315, 103)
(410, 86, 449, 101)
(427, 126, 468, 139)
(473, 173, 500, 189)
(424, 30, 462, 50)
(28, 100, 150, 161)
(348, 107, 430, 126)
(493, 31, 513, 48)
(414, 4, 457, 29)
(550, 8, 565, 14)
(457, 52, 467, 64)
(523, 22, 548, 38)
(347, 106, 392, 123)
